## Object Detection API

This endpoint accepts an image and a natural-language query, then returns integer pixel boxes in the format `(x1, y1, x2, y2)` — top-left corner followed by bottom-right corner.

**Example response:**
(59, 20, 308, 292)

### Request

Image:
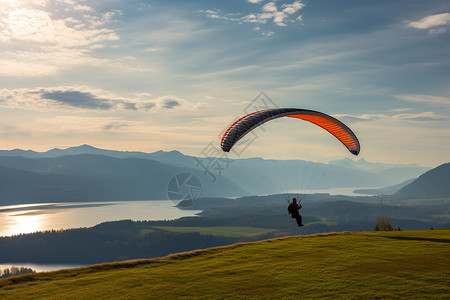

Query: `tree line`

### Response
(0, 211, 442, 265)
(0, 266, 35, 279)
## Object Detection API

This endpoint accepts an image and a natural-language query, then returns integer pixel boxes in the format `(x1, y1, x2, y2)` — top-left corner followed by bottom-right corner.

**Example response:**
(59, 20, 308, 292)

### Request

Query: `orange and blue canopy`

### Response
(220, 108, 360, 155)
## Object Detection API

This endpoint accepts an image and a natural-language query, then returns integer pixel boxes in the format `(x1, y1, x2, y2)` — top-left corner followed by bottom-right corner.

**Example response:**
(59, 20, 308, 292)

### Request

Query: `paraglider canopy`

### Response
(220, 108, 360, 155)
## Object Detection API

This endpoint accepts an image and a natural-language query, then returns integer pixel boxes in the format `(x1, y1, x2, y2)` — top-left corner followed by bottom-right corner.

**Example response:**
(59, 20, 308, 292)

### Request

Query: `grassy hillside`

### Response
(395, 162, 450, 199)
(0, 230, 449, 299)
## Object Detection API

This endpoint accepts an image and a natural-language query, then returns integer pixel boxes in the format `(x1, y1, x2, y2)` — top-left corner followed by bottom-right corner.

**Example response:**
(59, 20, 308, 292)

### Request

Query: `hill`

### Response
(0, 145, 432, 199)
(1, 198, 447, 264)
(353, 178, 415, 195)
(0, 230, 448, 299)
(0, 154, 247, 205)
(395, 163, 450, 199)
(329, 157, 425, 173)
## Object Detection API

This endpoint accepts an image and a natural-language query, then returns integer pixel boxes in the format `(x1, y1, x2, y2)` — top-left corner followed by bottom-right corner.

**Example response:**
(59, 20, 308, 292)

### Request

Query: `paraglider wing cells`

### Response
(220, 108, 360, 155)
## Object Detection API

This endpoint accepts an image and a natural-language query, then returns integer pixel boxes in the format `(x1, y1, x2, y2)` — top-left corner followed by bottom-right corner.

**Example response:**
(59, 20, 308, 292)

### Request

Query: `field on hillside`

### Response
(153, 226, 277, 237)
(0, 230, 449, 299)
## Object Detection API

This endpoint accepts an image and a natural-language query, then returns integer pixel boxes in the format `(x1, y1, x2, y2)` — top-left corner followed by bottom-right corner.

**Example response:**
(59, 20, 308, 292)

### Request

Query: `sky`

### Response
(0, 0, 449, 167)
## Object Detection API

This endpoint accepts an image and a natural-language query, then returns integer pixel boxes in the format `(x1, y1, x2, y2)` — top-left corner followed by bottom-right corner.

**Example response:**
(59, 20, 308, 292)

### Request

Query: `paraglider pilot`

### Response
(288, 198, 303, 227)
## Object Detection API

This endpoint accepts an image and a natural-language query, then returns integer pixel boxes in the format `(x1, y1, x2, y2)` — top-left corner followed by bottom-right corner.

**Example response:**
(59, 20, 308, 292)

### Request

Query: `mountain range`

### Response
(395, 163, 450, 199)
(0, 153, 247, 205)
(0, 145, 437, 205)
(353, 178, 416, 196)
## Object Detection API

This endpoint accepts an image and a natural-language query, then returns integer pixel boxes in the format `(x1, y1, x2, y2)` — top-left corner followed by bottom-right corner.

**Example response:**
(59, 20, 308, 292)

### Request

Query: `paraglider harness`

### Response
(287, 196, 301, 218)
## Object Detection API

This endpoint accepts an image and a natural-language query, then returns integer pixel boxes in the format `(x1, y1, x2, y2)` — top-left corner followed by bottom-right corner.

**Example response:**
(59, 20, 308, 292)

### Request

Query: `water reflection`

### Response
(0, 201, 201, 237)
(5, 211, 44, 236)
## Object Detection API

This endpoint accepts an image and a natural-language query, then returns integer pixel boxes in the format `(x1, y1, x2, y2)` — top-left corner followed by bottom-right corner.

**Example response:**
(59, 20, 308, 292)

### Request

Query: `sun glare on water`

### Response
(4, 211, 44, 236)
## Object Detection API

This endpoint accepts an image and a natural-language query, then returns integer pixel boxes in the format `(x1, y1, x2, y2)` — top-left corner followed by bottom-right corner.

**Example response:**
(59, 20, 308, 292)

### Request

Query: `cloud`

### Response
(282, 2, 305, 15)
(262, 2, 278, 13)
(199, 1, 305, 30)
(263, 31, 275, 37)
(141, 103, 156, 111)
(335, 112, 449, 123)
(0, 48, 108, 77)
(102, 121, 130, 131)
(248, 1, 305, 27)
(252, 1, 305, 27)
(41, 91, 114, 110)
(391, 108, 412, 112)
(0, 1, 120, 77)
(121, 101, 138, 111)
(408, 12, 450, 34)
(396, 94, 450, 106)
(162, 98, 181, 109)
(333, 114, 386, 123)
(0, 87, 127, 111)
(156, 96, 207, 110)
(408, 13, 450, 29)
(144, 47, 159, 52)
(393, 111, 449, 122)
(429, 27, 448, 35)
(36, 115, 136, 134)
(0, 86, 203, 112)
(73, 5, 93, 12)
(0, 5, 119, 47)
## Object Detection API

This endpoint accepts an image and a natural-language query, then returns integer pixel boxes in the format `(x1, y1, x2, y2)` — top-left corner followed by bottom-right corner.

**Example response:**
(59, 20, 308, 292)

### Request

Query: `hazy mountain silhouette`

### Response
(0, 144, 155, 160)
(353, 178, 416, 195)
(395, 163, 450, 198)
(0, 145, 436, 204)
(329, 157, 426, 173)
(0, 164, 105, 204)
(0, 154, 248, 205)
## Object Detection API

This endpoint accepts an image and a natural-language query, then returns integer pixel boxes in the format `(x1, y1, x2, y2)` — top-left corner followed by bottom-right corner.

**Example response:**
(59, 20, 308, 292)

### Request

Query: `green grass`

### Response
(0, 230, 449, 299)
(153, 226, 278, 237)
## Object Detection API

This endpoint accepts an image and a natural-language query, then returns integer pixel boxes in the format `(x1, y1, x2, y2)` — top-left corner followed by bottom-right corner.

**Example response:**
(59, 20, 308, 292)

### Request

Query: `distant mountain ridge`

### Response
(0, 144, 174, 160)
(1, 145, 429, 173)
(353, 178, 416, 195)
(329, 157, 425, 173)
(0, 145, 436, 205)
(395, 163, 450, 198)
(0, 154, 248, 205)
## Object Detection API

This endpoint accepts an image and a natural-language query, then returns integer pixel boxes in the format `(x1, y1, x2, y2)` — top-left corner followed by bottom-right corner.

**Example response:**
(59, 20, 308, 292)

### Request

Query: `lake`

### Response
(0, 189, 366, 273)
(0, 200, 201, 237)
(0, 200, 201, 272)
(0, 187, 368, 238)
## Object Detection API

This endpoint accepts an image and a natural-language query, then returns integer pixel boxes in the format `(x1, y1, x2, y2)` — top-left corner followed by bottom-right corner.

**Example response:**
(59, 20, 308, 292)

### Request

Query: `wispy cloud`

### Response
(334, 114, 386, 123)
(37, 115, 135, 134)
(161, 98, 181, 109)
(199, 1, 305, 32)
(0, 1, 120, 77)
(393, 111, 449, 121)
(0, 4, 120, 46)
(335, 112, 448, 123)
(407, 12, 450, 34)
(0, 87, 204, 112)
(41, 90, 115, 110)
(102, 121, 130, 131)
(396, 94, 450, 106)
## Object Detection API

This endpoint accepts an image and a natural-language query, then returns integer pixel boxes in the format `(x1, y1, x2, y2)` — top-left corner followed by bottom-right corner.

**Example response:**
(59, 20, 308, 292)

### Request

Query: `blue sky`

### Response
(0, 0, 449, 166)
